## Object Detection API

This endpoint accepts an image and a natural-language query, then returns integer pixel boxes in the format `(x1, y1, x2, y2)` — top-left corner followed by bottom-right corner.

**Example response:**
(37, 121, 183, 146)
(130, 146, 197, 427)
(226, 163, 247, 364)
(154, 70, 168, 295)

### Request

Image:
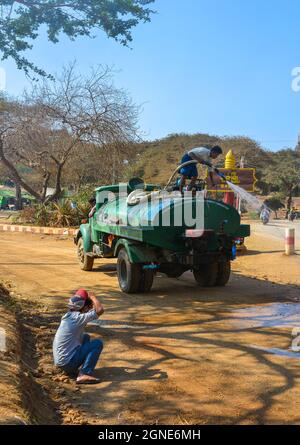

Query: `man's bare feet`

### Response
(76, 374, 100, 385)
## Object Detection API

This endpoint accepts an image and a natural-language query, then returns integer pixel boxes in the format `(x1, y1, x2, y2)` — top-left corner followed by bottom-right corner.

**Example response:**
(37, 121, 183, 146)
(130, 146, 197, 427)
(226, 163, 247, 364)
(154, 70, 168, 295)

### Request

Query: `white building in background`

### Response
(45, 188, 56, 197)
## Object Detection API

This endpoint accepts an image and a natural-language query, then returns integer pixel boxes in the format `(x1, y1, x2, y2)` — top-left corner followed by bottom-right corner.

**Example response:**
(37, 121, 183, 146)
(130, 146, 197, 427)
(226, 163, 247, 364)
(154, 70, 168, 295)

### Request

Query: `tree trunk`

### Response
(41, 172, 51, 202)
(15, 182, 22, 210)
(44, 162, 64, 204)
(286, 190, 293, 218)
(0, 138, 42, 202)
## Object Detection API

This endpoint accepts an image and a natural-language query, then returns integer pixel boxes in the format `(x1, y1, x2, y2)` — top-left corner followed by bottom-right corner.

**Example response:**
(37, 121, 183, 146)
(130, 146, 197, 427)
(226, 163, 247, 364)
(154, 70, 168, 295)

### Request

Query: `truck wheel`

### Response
(77, 237, 94, 271)
(216, 260, 231, 286)
(139, 270, 154, 292)
(117, 248, 141, 293)
(193, 262, 218, 287)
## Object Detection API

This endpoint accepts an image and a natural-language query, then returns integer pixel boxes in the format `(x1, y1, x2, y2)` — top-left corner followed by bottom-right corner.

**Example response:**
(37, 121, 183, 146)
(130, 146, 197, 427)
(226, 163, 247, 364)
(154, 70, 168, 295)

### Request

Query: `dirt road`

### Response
(0, 229, 300, 424)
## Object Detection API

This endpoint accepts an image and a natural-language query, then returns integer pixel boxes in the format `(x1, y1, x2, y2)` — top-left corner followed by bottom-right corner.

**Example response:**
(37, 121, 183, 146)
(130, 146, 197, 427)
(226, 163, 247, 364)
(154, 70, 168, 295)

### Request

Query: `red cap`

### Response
(74, 289, 89, 300)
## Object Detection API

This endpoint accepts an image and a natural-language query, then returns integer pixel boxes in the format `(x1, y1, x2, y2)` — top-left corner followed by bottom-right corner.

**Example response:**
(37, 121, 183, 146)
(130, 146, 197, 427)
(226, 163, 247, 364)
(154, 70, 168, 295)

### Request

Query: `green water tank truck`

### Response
(75, 177, 250, 293)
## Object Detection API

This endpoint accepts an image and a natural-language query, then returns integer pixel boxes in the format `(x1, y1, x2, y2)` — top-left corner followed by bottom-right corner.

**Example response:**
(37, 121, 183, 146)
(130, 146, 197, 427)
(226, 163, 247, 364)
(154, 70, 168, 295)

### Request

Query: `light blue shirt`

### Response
(53, 309, 98, 366)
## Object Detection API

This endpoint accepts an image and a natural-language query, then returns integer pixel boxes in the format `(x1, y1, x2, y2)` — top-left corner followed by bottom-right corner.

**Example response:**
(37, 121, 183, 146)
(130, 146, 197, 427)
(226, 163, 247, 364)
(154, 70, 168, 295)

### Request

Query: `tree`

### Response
(264, 195, 285, 219)
(63, 140, 137, 191)
(0, 160, 10, 184)
(0, 0, 155, 77)
(264, 149, 300, 215)
(0, 98, 45, 207)
(0, 64, 140, 203)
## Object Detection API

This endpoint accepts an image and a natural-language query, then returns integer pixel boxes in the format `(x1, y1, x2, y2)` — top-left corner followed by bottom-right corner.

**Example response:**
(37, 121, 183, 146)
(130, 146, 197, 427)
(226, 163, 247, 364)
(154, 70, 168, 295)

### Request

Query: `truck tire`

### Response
(77, 237, 94, 271)
(216, 260, 231, 286)
(138, 270, 154, 292)
(117, 248, 142, 293)
(193, 262, 218, 287)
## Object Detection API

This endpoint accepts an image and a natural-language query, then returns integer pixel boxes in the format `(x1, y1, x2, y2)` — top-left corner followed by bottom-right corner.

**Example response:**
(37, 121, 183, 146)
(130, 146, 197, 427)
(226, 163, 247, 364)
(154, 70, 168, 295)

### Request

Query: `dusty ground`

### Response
(0, 285, 28, 425)
(0, 228, 300, 425)
(236, 221, 300, 288)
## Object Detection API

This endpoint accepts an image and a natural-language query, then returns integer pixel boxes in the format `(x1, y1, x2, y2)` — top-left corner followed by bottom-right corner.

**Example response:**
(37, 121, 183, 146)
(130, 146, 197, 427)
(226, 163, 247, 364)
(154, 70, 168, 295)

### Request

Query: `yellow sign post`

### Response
(206, 150, 257, 253)
(206, 150, 257, 193)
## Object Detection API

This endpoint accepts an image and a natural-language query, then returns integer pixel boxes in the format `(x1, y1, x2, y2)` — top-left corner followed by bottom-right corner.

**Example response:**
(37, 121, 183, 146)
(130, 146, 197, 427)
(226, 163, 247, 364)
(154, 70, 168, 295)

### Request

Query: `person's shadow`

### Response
(94, 366, 167, 382)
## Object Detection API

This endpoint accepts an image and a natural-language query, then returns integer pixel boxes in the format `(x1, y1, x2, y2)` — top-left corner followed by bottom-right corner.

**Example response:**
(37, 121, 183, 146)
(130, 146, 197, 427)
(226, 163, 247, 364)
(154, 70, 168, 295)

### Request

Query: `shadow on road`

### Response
(37, 271, 300, 424)
(244, 249, 284, 256)
(94, 366, 167, 382)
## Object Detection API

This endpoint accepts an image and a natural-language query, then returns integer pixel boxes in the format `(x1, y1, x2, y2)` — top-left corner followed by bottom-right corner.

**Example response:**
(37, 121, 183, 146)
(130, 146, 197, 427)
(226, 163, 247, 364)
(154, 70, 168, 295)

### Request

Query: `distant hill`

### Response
(125, 133, 273, 187)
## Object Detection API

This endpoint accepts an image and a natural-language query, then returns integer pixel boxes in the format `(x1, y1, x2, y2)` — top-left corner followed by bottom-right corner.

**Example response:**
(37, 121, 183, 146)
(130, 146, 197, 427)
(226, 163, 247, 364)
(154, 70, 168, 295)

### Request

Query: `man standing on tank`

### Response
(179, 145, 223, 192)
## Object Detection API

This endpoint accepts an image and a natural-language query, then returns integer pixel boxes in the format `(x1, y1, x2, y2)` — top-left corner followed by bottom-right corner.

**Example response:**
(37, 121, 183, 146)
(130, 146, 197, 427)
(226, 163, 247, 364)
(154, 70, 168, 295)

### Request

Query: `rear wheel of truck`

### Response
(216, 260, 231, 286)
(77, 237, 94, 271)
(193, 262, 218, 287)
(138, 269, 154, 292)
(117, 248, 142, 293)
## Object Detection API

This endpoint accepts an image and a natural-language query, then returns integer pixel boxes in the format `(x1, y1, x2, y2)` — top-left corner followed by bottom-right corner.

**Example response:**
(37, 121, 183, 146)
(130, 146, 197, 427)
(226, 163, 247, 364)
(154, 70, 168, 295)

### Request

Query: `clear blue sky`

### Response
(2, 0, 300, 151)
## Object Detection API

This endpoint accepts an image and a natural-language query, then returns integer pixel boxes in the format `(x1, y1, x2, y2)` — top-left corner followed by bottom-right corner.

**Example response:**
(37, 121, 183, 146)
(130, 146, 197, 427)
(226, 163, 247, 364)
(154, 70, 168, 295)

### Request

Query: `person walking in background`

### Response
(260, 206, 270, 225)
(53, 289, 104, 385)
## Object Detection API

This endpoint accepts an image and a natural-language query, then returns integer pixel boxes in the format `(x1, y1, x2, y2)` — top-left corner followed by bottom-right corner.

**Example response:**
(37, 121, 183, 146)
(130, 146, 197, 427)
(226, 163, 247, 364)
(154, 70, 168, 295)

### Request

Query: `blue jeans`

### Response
(62, 334, 103, 376)
(179, 153, 198, 179)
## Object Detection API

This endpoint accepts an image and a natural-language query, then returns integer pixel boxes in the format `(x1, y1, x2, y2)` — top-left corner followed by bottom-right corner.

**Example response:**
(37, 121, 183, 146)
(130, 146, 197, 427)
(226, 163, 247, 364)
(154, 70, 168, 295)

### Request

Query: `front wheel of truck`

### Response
(193, 262, 218, 287)
(77, 237, 94, 271)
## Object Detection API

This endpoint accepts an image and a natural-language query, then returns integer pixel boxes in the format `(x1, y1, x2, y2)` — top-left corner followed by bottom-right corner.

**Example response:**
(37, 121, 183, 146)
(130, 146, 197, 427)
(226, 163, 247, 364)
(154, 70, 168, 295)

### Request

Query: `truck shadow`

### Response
(243, 249, 284, 255)
(92, 263, 117, 273)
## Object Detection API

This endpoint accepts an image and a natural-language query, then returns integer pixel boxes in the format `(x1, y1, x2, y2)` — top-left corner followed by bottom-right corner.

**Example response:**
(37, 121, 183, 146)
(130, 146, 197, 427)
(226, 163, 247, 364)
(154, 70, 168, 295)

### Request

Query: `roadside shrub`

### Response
(246, 211, 260, 220)
(35, 204, 52, 227)
(264, 195, 285, 219)
(15, 205, 36, 224)
(17, 199, 90, 227)
(70, 184, 97, 205)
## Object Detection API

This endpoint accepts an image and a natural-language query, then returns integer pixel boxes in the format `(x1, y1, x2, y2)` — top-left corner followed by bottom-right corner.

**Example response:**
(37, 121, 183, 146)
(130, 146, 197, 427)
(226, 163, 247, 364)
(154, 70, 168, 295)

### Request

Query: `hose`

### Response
(127, 160, 223, 206)
(164, 160, 198, 190)
(163, 160, 226, 190)
(127, 189, 160, 206)
(127, 161, 199, 206)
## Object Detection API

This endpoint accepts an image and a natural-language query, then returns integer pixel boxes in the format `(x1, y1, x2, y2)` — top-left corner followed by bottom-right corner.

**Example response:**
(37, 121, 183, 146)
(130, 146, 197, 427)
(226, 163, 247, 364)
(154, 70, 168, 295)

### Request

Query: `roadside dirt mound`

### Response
(0, 283, 61, 424)
(0, 284, 27, 424)
(0, 281, 90, 425)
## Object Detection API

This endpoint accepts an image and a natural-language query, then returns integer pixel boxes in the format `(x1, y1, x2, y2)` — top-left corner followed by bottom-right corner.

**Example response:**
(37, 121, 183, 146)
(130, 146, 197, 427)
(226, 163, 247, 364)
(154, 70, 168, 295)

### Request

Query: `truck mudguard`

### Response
(114, 238, 157, 264)
(77, 224, 93, 253)
(234, 224, 251, 238)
